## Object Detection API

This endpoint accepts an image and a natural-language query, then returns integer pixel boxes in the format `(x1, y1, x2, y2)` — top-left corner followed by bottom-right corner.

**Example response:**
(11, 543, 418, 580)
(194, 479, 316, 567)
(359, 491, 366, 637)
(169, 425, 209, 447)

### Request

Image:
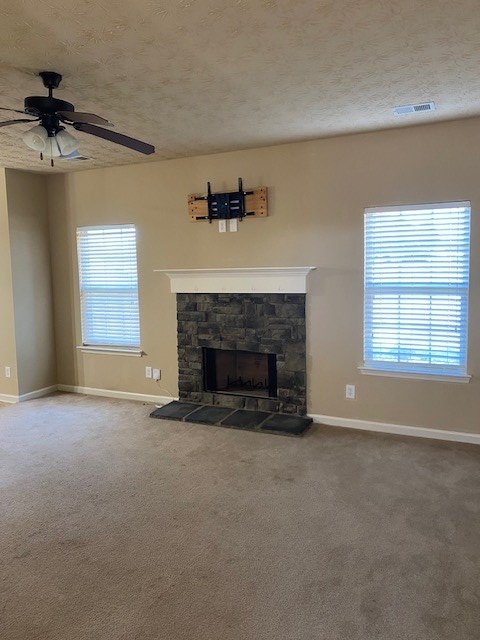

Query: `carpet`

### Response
(0, 393, 479, 639)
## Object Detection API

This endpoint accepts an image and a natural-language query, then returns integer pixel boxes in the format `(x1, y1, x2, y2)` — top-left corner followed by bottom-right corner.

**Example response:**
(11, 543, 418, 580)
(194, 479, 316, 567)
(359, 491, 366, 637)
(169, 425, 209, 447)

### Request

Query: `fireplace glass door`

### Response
(203, 348, 277, 398)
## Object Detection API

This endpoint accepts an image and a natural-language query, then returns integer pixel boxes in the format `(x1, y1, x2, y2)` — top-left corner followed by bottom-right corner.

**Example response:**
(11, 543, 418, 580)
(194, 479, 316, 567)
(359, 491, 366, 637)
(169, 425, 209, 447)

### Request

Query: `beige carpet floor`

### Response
(0, 393, 479, 640)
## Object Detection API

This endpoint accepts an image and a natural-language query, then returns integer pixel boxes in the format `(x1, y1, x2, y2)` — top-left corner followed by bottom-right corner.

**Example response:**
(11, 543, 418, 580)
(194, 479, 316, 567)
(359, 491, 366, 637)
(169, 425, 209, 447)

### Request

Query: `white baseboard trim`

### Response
(7, 387, 477, 445)
(308, 413, 480, 445)
(1, 385, 59, 404)
(18, 385, 58, 402)
(57, 384, 177, 406)
(0, 393, 18, 404)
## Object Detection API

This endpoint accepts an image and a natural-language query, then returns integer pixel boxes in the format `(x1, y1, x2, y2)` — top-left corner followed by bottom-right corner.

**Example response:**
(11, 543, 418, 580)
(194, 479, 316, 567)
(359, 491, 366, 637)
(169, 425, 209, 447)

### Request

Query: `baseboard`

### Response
(8, 386, 477, 444)
(0, 385, 59, 404)
(0, 393, 18, 404)
(309, 413, 480, 445)
(18, 385, 58, 403)
(57, 384, 177, 405)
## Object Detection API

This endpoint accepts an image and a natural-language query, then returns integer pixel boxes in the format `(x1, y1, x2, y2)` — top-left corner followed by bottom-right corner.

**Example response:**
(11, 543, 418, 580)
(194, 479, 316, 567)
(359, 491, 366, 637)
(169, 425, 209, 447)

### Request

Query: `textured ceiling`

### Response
(1, 0, 480, 173)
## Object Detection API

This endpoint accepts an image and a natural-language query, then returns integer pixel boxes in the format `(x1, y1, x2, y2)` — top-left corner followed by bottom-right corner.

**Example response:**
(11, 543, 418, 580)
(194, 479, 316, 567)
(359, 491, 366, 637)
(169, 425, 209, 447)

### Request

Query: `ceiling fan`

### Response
(0, 71, 155, 165)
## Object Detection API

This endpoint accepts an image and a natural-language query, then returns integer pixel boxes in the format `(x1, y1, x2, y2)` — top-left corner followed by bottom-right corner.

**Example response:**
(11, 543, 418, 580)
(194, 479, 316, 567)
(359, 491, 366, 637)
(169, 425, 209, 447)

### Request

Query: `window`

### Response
(363, 202, 470, 381)
(76, 224, 140, 350)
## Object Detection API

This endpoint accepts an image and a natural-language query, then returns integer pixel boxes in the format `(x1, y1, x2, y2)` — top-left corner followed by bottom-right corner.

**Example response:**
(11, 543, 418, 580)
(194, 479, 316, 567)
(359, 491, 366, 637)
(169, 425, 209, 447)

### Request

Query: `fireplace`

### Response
(156, 267, 315, 417)
(203, 348, 277, 398)
(175, 292, 307, 414)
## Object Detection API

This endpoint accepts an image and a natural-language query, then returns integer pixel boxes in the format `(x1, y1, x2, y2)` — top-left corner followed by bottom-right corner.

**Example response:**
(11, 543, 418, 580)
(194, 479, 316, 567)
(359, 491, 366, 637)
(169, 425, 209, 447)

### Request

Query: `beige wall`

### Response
(0, 169, 19, 398)
(47, 117, 480, 433)
(5, 169, 56, 396)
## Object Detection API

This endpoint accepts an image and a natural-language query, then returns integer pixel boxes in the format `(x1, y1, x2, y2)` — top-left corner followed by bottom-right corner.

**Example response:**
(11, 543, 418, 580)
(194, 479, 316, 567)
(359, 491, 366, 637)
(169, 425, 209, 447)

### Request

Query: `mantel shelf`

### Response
(154, 267, 316, 294)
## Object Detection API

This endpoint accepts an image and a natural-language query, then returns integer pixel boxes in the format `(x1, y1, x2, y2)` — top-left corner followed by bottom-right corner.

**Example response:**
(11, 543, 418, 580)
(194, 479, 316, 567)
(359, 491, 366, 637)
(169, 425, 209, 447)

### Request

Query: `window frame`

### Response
(76, 223, 142, 355)
(360, 202, 471, 383)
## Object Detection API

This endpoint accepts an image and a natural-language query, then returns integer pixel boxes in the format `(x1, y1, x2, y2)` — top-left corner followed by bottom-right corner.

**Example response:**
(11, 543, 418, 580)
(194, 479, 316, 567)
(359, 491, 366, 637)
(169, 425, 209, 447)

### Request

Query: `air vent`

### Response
(62, 150, 91, 161)
(393, 102, 436, 116)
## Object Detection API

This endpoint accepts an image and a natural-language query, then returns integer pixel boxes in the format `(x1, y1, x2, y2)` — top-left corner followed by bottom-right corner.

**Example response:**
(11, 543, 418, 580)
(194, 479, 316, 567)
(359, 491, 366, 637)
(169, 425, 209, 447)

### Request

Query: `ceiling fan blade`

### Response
(0, 107, 27, 115)
(0, 118, 38, 128)
(58, 111, 113, 126)
(73, 123, 155, 155)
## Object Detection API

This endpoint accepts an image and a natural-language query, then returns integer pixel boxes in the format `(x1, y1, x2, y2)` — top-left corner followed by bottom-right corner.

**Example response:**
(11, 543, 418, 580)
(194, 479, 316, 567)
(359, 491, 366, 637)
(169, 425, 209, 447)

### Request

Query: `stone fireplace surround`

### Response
(157, 268, 315, 417)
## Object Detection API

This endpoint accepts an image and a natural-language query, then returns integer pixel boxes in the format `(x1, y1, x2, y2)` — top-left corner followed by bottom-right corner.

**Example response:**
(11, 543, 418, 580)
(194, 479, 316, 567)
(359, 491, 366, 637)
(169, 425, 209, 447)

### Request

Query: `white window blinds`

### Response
(364, 202, 470, 377)
(77, 225, 140, 348)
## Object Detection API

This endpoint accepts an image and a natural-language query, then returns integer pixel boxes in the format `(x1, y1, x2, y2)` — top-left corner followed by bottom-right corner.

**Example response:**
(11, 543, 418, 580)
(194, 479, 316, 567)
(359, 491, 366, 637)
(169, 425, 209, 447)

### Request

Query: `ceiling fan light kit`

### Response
(49, 136, 62, 158)
(22, 124, 78, 153)
(0, 71, 155, 166)
(55, 128, 79, 155)
(22, 124, 48, 151)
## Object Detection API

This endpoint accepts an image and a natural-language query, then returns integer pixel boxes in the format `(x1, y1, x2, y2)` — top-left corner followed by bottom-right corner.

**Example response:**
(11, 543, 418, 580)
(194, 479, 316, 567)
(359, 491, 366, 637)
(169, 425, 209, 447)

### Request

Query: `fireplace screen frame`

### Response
(203, 347, 278, 399)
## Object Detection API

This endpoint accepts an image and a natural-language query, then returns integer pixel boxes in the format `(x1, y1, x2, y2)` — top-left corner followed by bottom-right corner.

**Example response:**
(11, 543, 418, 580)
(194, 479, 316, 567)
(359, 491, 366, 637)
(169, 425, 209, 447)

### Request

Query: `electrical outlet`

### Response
(218, 220, 227, 233)
(153, 368, 161, 381)
(345, 384, 356, 400)
(145, 366, 152, 379)
(5, 366, 11, 378)
(229, 218, 238, 233)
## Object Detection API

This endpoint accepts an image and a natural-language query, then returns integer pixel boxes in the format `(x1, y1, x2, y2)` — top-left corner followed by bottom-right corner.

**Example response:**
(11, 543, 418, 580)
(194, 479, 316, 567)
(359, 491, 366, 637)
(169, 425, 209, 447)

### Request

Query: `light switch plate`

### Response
(219, 220, 227, 233)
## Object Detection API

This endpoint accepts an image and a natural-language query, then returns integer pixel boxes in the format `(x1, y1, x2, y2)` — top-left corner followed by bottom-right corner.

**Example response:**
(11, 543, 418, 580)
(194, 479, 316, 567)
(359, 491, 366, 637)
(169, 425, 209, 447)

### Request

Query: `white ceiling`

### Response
(1, 0, 480, 173)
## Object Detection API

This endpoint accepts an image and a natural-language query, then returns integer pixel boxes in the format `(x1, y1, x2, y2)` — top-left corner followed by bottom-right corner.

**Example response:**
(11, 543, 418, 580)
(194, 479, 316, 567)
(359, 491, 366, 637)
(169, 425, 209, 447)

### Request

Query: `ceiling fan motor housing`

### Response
(24, 96, 75, 136)
(24, 96, 74, 117)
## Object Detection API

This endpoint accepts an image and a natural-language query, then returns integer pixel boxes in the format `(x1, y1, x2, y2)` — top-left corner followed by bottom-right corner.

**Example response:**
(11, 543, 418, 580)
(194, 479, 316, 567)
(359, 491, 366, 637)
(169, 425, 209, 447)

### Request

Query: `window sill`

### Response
(77, 346, 143, 357)
(358, 367, 471, 383)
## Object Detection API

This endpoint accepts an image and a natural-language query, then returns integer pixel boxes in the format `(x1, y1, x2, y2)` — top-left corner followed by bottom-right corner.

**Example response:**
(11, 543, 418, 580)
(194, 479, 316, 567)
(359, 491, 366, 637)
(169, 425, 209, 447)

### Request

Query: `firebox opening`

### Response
(203, 348, 277, 398)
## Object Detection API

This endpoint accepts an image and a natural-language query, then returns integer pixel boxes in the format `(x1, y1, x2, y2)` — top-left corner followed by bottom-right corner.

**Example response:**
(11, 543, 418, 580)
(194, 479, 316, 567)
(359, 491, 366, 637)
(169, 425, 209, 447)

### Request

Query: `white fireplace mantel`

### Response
(155, 267, 316, 294)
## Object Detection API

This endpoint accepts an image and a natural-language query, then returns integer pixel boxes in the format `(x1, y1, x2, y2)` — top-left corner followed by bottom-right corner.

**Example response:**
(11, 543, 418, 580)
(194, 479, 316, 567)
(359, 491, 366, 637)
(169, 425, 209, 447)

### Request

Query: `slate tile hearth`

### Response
(150, 401, 312, 437)
(221, 409, 271, 430)
(153, 401, 202, 420)
(261, 413, 312, 436)
(183, 405, 233, 425)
